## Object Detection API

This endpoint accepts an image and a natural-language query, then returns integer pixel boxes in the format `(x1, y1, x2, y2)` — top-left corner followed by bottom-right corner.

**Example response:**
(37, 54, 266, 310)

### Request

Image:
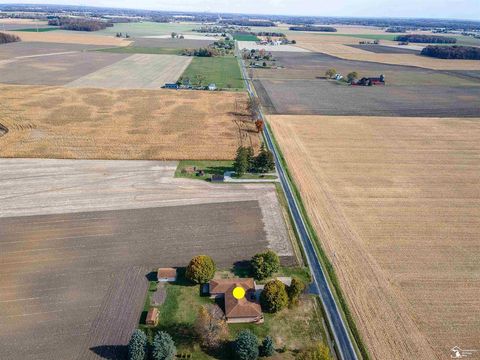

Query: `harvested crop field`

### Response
(254, 79, 480, 116)
(348, 44, 421, 54)
(269, 115, 480, 360)
(0, 158, 293, 360)
(0, 202, 270, 360)
(238, 40, 310, 52)
(292, 32, 480, 70)
(65, 54, 192, 89)
(0, 85, 260, 159)
(0, 49, 128, 86)
(0, 41, 106, 60)
(4, 30, 131, 46)
(252, 52, 480, 86)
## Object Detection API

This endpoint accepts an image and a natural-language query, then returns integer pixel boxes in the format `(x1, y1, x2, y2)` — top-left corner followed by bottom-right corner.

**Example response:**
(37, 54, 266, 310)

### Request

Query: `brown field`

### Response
(5, 30, 131, 46)
(0, 85, 259, 160)
(269, 115, 480, 360)
(293, 33, 480, 70)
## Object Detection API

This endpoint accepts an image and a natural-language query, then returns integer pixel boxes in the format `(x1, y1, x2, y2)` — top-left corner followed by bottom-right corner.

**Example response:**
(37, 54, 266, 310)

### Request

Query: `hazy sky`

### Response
(1, 0, 480, 20)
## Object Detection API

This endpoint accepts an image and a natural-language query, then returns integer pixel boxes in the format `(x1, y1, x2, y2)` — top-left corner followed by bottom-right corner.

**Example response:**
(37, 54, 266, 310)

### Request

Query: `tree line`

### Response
(395, 34, 457, 43)
(48, 17, 113, 31)
(0, 32, 21, 44)
(421, 45, 480, 60)
(289, 25, 337, 32)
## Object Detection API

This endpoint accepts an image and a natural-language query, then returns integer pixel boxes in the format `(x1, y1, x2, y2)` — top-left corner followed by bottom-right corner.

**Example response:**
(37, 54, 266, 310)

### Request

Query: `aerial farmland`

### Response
(1, 5, 480, 360)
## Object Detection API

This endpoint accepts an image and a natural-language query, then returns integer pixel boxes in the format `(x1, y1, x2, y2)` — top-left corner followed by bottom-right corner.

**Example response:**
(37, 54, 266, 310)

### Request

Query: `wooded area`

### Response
(0, 32, 20, 44)
(421, 45, 480, 59)
(395, 34, 457, 43)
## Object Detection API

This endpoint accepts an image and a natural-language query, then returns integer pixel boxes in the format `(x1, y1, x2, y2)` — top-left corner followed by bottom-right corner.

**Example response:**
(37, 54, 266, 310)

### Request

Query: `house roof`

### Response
(209, 278, 255, 294)
(224, 285, 262, 318)
(209, 278, 262, 319)
(158, 268, 177, 278)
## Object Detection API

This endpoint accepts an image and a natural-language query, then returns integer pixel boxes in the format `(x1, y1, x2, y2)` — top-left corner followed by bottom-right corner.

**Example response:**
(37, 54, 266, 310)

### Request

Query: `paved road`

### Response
(236, 43, 359, 360)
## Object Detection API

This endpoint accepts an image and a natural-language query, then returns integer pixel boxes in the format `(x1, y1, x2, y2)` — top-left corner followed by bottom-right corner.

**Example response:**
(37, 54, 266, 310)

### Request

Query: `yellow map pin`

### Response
(232, 286, 246, 300)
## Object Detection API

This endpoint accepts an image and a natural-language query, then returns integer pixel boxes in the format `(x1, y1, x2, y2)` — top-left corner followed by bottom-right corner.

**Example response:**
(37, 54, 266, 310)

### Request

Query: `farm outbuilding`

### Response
(146, 307, 159, 326)
(157, 268, 177, 282)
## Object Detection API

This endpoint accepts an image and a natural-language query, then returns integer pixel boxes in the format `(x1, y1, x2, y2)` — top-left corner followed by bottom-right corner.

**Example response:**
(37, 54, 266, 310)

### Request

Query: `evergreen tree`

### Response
(254, 144, 275, 173)
(259, 336, 275, 357)
(234, 146, 250, 177)
(233, 330, 259, 360)
(152, 331, 176, 360)
(287, 277, 306, 306)
(127, 329, 147, 360)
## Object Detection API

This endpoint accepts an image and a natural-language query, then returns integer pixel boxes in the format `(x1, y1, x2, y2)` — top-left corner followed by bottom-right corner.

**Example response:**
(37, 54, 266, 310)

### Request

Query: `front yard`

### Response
(139, 267, 327, 359)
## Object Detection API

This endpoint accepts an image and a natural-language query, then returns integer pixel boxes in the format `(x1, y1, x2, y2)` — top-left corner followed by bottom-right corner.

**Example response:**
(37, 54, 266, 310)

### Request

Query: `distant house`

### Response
(211, 174, 224, 183)
(164, 83, 179, 89)
(157, 268, 177, 282)
(208, 278, 263, 323)
(208, 83, 217, 91)
(146, 307, 159, 326)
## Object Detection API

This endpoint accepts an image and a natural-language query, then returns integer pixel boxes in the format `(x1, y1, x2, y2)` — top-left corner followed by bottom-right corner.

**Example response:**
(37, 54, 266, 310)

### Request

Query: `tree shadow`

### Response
(89, 345, 127, 360)
(231, 260, 252, 278)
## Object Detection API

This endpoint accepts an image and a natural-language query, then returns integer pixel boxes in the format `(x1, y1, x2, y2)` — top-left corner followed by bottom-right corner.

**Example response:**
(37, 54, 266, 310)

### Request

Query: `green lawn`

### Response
(95, 46, 182, 55)
(233, 33, 260, 41)
(13, 27, 59, 32)
(180, 56, 245, 90)
(175, 160, 277, 181)
(139, 267, 326, 359)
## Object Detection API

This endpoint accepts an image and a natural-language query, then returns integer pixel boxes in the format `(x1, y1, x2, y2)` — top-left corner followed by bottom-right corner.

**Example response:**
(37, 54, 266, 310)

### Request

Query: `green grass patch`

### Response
(233, 33, 260, 41)
(175, 160, 276, 182)
(95, 46, 182, 55)
(175, 160, 233, 181)
(180, 56, 245, 90)
(13, 27, 59, 32)
(265, 121, 370, 360)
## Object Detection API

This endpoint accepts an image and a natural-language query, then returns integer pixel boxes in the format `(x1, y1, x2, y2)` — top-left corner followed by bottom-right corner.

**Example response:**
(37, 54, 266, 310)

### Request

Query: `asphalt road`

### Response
(236, 43, 359, 360)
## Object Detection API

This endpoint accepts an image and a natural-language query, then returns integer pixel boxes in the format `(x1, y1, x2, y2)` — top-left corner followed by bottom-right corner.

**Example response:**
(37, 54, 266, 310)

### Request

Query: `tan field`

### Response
(0, 18, 48, 25)
(0, 84, 259, 160)
(293, 32, 480, 70)
(269, 115, 480, 360)
(65, 54, 192, 89)
(5, 30, 131, 46)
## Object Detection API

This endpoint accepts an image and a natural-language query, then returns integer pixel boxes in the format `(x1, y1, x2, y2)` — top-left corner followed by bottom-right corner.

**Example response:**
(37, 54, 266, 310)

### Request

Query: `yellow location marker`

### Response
(232, 286, 246, 300)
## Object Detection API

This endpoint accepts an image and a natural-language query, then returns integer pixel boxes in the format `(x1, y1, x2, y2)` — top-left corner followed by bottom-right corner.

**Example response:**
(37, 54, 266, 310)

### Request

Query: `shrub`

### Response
(152, 331, 176, 360)
(251, 250, 280, 280)
(233, 329, 259, 360)
(186, 255, 216, 284)
(127, 329, 147, 360)
(259, 336, 275, 357)
(296, 342, 331, 360)
(287, 277, 306, 305)
(260, 280, 289, 313)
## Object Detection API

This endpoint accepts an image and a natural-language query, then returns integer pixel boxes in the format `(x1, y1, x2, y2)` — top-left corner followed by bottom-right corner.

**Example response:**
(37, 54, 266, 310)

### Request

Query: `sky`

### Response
(1, 0, 480, 20)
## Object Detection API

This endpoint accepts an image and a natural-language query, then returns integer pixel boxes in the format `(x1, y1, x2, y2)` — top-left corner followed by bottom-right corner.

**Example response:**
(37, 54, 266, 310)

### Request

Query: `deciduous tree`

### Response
(251, 250, 280, 280)
(186, 255, 216, 284)
(195, 304, 229, 349)
(325, 68, 336, 78)
(260, 280, 289, 313)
